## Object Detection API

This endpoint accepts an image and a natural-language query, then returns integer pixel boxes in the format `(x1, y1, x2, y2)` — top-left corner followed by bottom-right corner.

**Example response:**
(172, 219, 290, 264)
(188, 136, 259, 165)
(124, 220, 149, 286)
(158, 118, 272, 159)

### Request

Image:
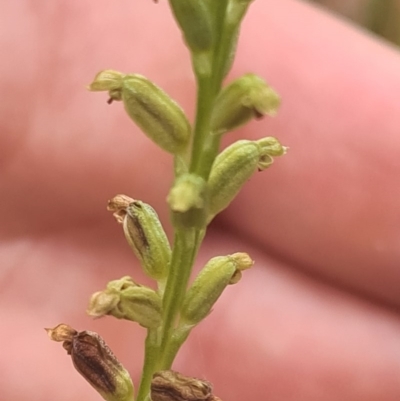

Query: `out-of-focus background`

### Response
(310, 0, 400, 46)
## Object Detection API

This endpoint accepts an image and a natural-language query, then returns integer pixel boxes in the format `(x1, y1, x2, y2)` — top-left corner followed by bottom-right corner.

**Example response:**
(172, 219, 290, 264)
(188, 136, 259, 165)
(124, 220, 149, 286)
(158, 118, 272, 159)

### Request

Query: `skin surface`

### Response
(1, 1, 400, 400)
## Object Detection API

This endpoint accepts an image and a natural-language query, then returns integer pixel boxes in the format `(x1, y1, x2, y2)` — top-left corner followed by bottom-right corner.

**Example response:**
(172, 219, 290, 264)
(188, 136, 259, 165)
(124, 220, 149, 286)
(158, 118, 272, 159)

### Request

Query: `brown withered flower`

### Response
(45, 324, 134, 401)
(151, 370, 221, 401)
(107, 194, 135, 223)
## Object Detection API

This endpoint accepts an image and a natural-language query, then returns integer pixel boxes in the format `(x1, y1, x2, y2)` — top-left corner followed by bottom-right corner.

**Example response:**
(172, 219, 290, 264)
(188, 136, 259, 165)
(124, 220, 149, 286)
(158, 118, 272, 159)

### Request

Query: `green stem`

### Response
(190, 0, 244, 179)
(156, 229, 205, 368)
(156, 228, 199, 368)
(159, 325, 192, 368)
(136, 329, 160, 401)
(189, 73, 221, 179)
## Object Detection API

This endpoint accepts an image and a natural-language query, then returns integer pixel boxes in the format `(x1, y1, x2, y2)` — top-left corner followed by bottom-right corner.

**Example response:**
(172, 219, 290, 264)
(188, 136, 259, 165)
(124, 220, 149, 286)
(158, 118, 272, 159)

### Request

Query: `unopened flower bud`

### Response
(123, 200, 171, 281)
(207, 138, 286, 220)
(108, 197, 171, 281)
(122, 74, 191, 154)
(210, 74, 280, 135)
(87, 277, 162, 329)
(167, 173, 208, 229)
(168, 0, 213, 53)
(89, 72, 191, 154)
(208, 140, 259, 219)
(46, 324, 134, 401)
(181, 253, 254, 325)
(119, 285, 162, 328)
(167, 174, 206, 213)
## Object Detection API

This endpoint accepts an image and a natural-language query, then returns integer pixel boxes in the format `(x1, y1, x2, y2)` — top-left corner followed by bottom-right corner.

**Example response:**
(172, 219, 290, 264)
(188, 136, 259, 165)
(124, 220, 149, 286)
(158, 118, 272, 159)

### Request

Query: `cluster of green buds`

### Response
(88, 64, 285, 231)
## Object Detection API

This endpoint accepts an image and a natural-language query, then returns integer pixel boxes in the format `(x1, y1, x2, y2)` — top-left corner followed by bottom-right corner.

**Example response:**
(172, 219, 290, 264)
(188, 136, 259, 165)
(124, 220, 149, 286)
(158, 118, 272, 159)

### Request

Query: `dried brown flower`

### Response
(151, 370, 221, 401)
(46, 324, 134, 401)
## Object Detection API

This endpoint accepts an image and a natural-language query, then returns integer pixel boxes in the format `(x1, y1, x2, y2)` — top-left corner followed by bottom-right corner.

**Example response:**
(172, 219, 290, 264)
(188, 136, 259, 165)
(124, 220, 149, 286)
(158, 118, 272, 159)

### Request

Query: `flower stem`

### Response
(136, 329, 160, 401)
(189, 72, 221, 179)
(157, 228, 199, 368)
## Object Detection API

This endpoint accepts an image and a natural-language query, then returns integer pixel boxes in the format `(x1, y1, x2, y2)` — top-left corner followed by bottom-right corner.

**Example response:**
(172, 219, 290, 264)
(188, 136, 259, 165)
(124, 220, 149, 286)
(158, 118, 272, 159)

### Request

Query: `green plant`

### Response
(46, 1, 286, 401)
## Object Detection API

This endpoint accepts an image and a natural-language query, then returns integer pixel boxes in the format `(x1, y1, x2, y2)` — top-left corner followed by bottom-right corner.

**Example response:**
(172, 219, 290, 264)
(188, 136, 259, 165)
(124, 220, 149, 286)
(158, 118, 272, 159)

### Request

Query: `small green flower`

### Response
(211, 74, 280, 135)
(121, 75, 191, 154)
(88, 277, 163, 329)
(167, 173, 208, 229)
(89, 72, 191, 154)
(108, 196, 171, 281)
(207, 138, 286, 220)
(181, 253, 253, 325)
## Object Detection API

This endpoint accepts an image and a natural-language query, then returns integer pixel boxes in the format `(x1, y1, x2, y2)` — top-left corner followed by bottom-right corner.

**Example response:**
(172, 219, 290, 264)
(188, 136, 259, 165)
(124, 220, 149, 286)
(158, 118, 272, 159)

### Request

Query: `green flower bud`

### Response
(108, 196, 171, 281)
(168, 0, 213, 53)
(123, 200, 171, 281)
(87, 277, 162, 329)
(181, 253, 253, 325)
(210, 74, 280, 135)
(122, 74, 191, 154)
(207, 138, 287, 220)
(168, 174, 206, 213)
(89, 72, 191, 154)
(119, 285, 162, 329)
(46, 324, 134, 401)
(167, 173, 208, 228)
